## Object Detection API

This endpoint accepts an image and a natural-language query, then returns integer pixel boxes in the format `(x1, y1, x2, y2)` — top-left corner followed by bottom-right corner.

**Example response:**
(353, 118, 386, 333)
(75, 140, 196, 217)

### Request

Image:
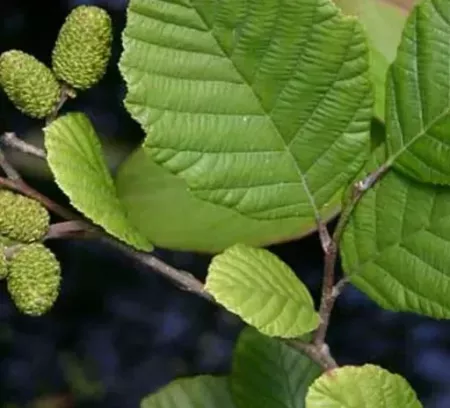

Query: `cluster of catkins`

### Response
(0, 190, 60, 316)
(0, 5, 112, 119)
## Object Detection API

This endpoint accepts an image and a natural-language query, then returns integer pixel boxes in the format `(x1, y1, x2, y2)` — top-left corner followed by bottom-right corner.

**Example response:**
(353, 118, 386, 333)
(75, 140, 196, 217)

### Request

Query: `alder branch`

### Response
(45, 221, 214, 302)
(314, 241, 338, 345)
(288, 339, 338, 370)
(0, 175, 83, 221)
(0, 149, 22, 180)
(313, 164, 391, 345)
(1, 132, 46, 159)
(45, 225, 339, 369)
(0, 136, 343, 370)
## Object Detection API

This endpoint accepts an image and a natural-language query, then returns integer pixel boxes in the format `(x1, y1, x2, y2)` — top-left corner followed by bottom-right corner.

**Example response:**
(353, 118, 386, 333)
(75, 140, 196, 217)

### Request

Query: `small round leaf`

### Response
(306, 364, 422, 408)
(206, 244, 320, 338)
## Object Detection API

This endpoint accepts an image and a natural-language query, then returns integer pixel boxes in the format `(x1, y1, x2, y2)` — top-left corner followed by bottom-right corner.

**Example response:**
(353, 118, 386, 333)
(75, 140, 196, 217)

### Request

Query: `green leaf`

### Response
(386, 0, 450, 184)
(44, 113, 152, 251)
(341, 143, 450, 318)
(141, 375, 235, 408)
(115, 147, 340, 252)
(120, 0, 372, 223)
(335, 0, 410, 120)
(231, 327, 321, 408)
(306, 364, 422, 408)
(206, 244, 320, 337)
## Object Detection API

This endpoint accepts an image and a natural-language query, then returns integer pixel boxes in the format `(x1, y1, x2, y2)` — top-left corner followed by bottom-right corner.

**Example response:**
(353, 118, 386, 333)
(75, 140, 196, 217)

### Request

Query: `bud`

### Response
(52, 5, 112, 90)
(7, 243, 61, 316)
(0, 50, 61, 119)
(0, 245, 7, 280)
(0, 190, 50, 243)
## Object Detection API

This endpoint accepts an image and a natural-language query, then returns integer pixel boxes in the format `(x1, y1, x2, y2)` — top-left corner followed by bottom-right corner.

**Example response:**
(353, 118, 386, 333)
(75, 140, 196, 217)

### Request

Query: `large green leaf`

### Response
(341, 144, 450, 318)
(306, 364, 422, 408)
(141, 376, 235, 407)
(44, 113, 152, 251)
(386, 0, 450, 184)
(119, 0, 372, 224)
(335, 0, 410, 120)
(231, 327, 321, 408)
(206, 244, 320, 337)
(115, 147, 338, 252)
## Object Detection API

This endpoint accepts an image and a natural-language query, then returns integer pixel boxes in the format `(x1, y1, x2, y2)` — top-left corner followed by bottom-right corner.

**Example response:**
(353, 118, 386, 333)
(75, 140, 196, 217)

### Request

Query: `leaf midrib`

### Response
(389, 83, 450, 165)
(212, 283, 315, 311)
(190, 0, 333, 219)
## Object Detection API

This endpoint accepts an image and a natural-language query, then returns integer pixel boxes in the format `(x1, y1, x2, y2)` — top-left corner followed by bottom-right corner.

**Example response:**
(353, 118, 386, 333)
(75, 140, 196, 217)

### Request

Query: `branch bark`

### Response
(1, 132, 46, 159)
(313, 164, 391, 345)
(0, 149, 22, 180)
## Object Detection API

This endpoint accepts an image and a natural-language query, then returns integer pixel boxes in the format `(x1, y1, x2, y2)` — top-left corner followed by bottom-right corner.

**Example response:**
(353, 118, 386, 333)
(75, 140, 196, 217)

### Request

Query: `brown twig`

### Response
(333, 277, 349, 298)
(288, 339, 338, 370)
(106, 237, 214, 302)
(45, 220, 93, 240)
(313, 164, 391, 345)
(0, 176, 81, 221)
(314, 241, 338, 345)
(1, 132, 46, 159)
(0, 149, 22, 180)
(317, 220, 332, 253)
(44, 221, 214, 302)
(46, 83, 74, 125)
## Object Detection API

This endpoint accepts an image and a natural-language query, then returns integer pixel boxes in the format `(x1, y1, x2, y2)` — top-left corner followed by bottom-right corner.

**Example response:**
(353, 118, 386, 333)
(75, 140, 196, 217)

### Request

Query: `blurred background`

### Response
(1, 0, 449, 407)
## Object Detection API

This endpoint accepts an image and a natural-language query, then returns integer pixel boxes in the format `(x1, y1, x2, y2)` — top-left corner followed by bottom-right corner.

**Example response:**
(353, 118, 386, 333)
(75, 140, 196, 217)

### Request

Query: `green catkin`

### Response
(0, 50, 61, 118)
(52, 5, 113, 90)
(0, 190, 50, 243)
(0, 234, 17, 247)
(0, 245, 7, 280)
(7, 243, 61, 316)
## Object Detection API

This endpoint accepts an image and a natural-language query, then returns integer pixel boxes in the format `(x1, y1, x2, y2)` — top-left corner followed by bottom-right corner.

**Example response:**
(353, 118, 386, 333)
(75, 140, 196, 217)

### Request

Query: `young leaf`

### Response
(341, 143, 450, 319)
(141, 376, 235, 407)
(306, 364, 422, 408)
(116, 147, 338, 252)
(120, 0, 372, 223)
(206, 244, 320, 338)
(335, 0, 410, 119)
(231, 327, 321, 408)
(44, 112, 152, 251)
(386, 0, 450, 184)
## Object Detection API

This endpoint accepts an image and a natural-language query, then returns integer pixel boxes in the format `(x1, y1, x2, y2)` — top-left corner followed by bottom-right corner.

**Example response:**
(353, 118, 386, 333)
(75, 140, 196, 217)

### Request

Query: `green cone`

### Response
(7, 243, 61, 316)
(52, 5, 112, 90)
(0, 50, 61, 118)
(0, 190, 50, 243)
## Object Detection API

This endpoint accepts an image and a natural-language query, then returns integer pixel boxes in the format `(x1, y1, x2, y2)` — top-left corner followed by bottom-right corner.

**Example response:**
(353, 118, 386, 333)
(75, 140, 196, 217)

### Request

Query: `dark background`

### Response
(0, 0, 449, 407)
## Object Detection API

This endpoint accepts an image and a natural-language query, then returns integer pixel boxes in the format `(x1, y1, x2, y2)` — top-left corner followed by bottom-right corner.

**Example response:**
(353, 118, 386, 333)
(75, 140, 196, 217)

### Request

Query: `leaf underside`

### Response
(206, 244, 320, 337)
(231, 327, 321, 408)
(335, 0, 408, 120)
(141, 375, 235, 407)
(386, 0, 450, 185)
(120, 0, 373, 226)
(115, 147, 339, 252)
(306, 364, 422, 408)
(44, 113, 152, 251)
